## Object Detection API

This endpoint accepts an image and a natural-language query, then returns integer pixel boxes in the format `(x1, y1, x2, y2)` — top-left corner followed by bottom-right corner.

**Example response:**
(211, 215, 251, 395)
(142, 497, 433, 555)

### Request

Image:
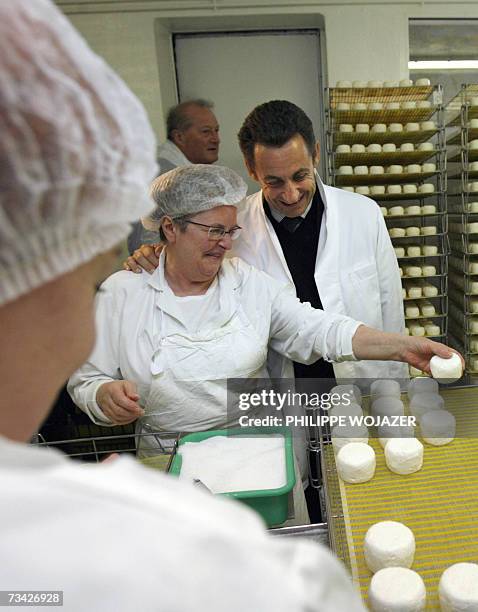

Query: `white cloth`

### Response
(157, 139, 192, 171)
(0, 435, 365, 612)
(128, 140, 192, 253)
(233, 174, 408, 383)
(168, 278, 220, 334)
(68, 252, 360, 430)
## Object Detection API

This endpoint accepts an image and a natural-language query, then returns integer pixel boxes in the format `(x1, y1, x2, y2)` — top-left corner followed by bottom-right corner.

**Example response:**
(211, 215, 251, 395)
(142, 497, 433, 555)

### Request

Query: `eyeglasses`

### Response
(182, 220, 242, 240)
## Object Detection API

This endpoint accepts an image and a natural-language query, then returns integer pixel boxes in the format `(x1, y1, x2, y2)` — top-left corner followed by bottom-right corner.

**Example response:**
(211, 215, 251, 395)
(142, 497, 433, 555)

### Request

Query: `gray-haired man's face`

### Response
(173, 106, 220, 164)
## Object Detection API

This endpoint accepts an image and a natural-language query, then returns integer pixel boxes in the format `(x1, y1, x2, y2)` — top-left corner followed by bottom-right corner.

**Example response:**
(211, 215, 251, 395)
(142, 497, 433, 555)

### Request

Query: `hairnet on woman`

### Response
(0, 1, 371, 610)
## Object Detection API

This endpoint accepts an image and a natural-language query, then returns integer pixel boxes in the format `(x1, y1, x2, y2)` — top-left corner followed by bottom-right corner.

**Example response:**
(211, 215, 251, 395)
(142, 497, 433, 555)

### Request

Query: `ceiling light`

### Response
(409, 60, 478, 70)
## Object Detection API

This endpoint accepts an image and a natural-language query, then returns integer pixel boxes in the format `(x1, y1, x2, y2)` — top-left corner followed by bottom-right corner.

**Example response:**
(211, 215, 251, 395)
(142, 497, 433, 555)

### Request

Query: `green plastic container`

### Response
(169, 426, 295, 527)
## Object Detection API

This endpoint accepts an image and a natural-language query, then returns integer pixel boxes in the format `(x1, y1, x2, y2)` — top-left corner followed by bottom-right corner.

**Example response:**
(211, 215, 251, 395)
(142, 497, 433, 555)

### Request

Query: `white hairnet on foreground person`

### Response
(0, 1, 367, 610)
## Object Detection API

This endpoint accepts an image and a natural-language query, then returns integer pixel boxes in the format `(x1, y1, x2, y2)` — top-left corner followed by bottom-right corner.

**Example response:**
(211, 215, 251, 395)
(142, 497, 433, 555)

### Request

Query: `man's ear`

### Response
(313, 142, 320, 167)
(161, 217, 176, 243)
(170, 129, 184, 148)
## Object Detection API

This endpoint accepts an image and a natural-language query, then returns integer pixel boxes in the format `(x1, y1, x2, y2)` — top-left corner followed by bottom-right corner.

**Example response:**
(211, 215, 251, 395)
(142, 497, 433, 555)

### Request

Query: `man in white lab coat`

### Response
(236, 100, 407, 384)
(128, 99, 221, 253)
(0, 2, 368, 610)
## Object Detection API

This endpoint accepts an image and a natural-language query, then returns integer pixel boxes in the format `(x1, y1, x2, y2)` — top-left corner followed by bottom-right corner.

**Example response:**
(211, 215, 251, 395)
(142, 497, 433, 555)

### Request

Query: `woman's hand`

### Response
(352, 325, 465, 374)
(123, 243, 162, 274)
(96, 380, 144, 425)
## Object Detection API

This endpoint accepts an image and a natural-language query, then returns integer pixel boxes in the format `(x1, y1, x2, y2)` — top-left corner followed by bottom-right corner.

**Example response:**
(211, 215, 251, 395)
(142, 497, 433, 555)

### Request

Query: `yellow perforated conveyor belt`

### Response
(323, 387, 478, 610)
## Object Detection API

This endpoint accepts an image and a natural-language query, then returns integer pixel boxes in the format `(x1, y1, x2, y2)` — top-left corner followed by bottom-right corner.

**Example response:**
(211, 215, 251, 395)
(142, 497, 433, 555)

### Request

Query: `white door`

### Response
(174, 30, 324, 191)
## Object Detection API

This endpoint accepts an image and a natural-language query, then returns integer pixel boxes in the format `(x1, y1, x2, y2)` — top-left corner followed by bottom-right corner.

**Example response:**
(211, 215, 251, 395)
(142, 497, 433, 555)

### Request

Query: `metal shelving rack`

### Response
(324, 84, 447, 377)
(446, 84, 478, 382)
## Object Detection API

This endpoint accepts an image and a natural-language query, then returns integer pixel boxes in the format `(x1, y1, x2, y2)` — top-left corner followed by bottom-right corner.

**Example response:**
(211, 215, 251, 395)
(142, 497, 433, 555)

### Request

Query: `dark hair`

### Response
(166, 99, 214, 140)
(237, 100, 316, 169)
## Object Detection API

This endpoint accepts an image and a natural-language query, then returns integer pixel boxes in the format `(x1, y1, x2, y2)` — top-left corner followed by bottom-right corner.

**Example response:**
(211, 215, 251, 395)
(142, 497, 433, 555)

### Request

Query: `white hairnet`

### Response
(0, 0, 158, 306)
(143, 165, 247, 230)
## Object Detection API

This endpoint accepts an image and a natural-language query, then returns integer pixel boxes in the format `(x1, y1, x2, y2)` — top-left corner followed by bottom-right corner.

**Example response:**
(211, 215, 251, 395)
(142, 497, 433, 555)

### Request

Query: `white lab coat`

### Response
(128, 141, 191, 253)
(69, 254, 360, 429)
(0, 434, 366, 611)
(233, 174, 408, 383)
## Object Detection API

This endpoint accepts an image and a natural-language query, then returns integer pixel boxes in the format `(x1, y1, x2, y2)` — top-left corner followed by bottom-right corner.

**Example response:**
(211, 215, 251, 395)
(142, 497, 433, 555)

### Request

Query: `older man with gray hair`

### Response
(128, 99, 220, 253)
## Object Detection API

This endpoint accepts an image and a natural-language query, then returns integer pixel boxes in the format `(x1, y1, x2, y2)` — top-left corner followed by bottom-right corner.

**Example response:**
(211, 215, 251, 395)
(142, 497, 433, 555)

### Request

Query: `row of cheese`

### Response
(338, 121, 436, 134)
(336, 142, 434, 153)
(344, 183, 435, 196)
(335, 78, 431, 88)
(334, 100, 432, 111)
(338, 163, 436, 175)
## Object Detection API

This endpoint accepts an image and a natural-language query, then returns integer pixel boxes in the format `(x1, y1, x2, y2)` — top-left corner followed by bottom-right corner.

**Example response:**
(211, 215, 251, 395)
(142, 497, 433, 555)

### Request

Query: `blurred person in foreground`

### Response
(0, 0, 370, 610)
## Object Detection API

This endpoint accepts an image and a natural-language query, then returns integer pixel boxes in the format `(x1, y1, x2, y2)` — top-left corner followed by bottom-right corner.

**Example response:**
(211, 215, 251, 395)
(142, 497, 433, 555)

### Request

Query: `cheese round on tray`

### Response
(423, 283, 438, 297)
(369, 568, 426, 612)
(439, 563, 478, 612)
(430, 353, 463, 383)
(409, 391, 445, 419)
(336, 442, 375, 483)
(378, 424, 415, 449)
(331, 383, 362, 406)
(329, 402, 363, 421)
(405, 303, 420, 317)
(364, 521, 415, 573)
(408, 376, 439, 399)
(331, 423, 369, 453)
(370, 379, 401, 400)
(407, 285, 422, 299)
(355, 186, 370, 195)
(420, 410, 456, 446)
(385, 438, 424, 475)
(371, 397, 405, 419)
(390, 227, 406, 238)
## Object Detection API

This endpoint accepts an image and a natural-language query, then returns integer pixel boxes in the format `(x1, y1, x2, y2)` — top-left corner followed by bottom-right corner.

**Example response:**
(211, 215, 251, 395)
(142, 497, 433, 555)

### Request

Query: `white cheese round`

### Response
(409, 391, 445, 419)
(331, 424, 369, 453)
(329, 402, 363, 421)
(423, 283, 438, 297)
(408, 377, 439, 400)
(405, 303, 420, 317)
(430, 353, 463, 383)
(407, 286, 422, 298)
(370, 379, 401, 400)
(378, 424, 415, 448)
(439, 563, 478, 612)
(369, 567, 426, 612)
(364, 521, 415, 573)
(371, 397, 405, 419)
(420, 409, 456, 445)
(336, 442, 375, 483)
(355, 186, 370, 195)
(330, 383, 362, 406)
(385, 438, 424, 475)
